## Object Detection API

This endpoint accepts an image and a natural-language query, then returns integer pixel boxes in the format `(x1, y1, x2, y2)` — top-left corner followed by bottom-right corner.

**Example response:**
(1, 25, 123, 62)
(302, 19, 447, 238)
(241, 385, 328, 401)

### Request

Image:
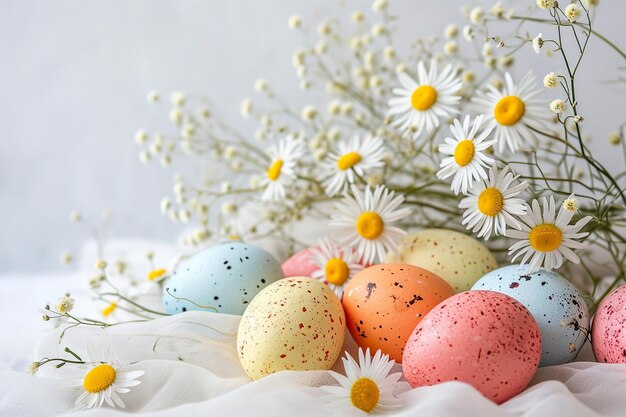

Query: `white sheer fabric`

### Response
(1, 240, 625, 417)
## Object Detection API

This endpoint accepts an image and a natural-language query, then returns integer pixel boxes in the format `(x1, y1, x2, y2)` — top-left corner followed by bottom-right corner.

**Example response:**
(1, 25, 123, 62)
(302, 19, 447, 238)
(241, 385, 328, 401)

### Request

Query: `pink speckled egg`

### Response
(281, 248, 318, 277)
(592, 285, 626, 363)
(402, 290, 541, 404)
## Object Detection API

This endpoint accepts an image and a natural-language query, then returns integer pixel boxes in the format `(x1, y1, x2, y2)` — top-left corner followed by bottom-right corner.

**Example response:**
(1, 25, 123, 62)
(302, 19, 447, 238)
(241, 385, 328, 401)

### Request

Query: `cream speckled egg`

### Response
(403, 290, 541, 404)
(237, 277, 346, 380)
(387, 229, 497, 292)
(592, 285, 626, 363)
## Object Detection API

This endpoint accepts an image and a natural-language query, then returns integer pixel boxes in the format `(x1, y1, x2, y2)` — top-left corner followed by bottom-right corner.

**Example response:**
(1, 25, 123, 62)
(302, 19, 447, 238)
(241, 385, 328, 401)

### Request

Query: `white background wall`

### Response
(2, 0, 625, 272)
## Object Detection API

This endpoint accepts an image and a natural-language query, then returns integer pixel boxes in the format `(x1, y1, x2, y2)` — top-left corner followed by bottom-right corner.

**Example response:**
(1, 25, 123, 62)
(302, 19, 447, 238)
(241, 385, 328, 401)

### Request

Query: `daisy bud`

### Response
(301, 105, 318, 121)
(536, 0, 557, 9)
(463, 25, 475, 41)
(169, 108, 182, 124)
(532, 33, 544, 54)
(287, 15, 302, 29)
(317, 22, 332, 36)
(490, 2, 505, 18)
(146, 90, 159, 102)
(170, 91, 185, 107)
(240, 98, 253, 118)
(372, 0, 388, 11)
(444, 24, 459, 38)
(95, 259, 107, 270)
(134, 129, 148, 144)
(543, 72, 559, 88)
(609, 133, 621, 146)
(444, 40, 458, 55)
(371, 23, 385, 37)
(550, 99, 566, 114)
(351, 10, 364, 23)
(221, 202, 237, 216)
(383, 46, 396, 60)
(562, 197, 578, 212)
(69, 211, 81, 222)
(462, 70, 475, 84)
(254, 78, 268, 92)
(60, 252, 73, 265)
(565, 4, 581, 22)
(161, 197, 172, 214)
(28, 362, 41, 375)
(469, 7, 484, 23)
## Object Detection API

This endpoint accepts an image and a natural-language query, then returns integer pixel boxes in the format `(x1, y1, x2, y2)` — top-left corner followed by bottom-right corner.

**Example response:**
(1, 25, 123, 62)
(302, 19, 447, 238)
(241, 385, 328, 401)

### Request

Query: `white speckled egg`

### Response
(163, 241, 283, 315)
(387, 229, 497, 292)
(237, 277, 345, 380)
(472, 264, 589, 366)
(592, 285, 626, 363)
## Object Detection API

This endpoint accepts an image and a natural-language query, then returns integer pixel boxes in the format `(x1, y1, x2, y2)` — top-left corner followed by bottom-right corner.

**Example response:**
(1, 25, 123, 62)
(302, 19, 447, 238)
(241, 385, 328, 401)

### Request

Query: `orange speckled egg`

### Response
(342, 263, 455, 363)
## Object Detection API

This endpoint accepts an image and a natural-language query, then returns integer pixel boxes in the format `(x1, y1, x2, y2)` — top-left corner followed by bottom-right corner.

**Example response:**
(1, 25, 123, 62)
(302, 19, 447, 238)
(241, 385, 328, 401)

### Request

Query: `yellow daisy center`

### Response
(453, 140, 475, 167)
(102, 303, 117, 317)
(337, 152, 362, 171)
(494, 95, 525, 126)
(411, 85, 438, 111)
(350, 377, 380, 413)
(83, 364, 116, 393)
(147, 268, 166, 281)
(325, 258, 350, 286)
(267, 159, 283, 181)
(528, 223, 563, 252)
(356, 212, 384, 240)
(478, 187, 504, 216)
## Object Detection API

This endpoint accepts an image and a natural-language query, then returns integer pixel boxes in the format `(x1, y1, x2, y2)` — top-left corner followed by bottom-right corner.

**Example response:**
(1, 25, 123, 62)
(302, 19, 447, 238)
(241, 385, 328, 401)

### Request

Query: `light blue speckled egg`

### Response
(471, 264, 589, 367)
(163, 241, 284, 315)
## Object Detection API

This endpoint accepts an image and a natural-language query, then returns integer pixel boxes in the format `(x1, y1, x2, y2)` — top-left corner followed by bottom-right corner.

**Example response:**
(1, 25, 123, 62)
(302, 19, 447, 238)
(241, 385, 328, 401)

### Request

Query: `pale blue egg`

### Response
(471, 264, 589, 367)
(163, 241, 284, 315)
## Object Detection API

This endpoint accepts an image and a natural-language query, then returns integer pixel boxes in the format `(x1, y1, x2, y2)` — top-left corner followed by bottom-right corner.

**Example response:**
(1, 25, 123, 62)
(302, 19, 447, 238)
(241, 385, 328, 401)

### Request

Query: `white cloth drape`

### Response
(1, 239, 625, 417)
(1, 310, 626, 417)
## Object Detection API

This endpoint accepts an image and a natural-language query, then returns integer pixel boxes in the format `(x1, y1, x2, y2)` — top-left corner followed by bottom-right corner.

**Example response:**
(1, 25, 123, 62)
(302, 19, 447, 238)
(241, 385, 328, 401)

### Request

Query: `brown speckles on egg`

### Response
(342, 263, 455, 363)
(237, 277, 345, 380)
(592, 285, 626, 364)
(402, 290, 541, 404)
(387, 229, 497, 292)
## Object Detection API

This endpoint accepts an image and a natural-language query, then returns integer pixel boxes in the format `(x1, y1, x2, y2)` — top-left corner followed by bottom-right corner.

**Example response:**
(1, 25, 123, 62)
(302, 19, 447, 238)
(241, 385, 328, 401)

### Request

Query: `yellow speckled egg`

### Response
(387, 229, 497, 292)
(237, 277, 346, 380)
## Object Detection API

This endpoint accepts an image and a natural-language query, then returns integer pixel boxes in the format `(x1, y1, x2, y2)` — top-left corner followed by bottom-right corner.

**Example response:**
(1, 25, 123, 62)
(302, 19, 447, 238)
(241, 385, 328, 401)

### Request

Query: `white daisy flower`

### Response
(437, 114, 497, 195)
(331, 185, 410, 264)
(260, 137, 305, 201)
(508, 194, 593, 274)
(459, 164, 528, 240)
(322, 135, 386, 196)
(66, 342, 144, 409)
(321, 348, 402, 414)
(388, 59, 462, 141)
(310, 237, 365, 298)
(473, 72, 548, 153)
